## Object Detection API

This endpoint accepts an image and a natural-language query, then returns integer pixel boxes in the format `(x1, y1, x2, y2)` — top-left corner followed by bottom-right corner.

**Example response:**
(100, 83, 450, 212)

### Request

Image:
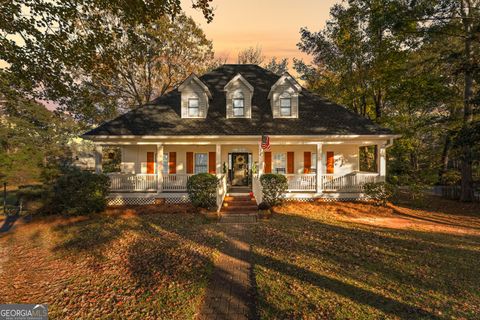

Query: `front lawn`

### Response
(251, 198, 480, 319)
(0, 206, 225, 319)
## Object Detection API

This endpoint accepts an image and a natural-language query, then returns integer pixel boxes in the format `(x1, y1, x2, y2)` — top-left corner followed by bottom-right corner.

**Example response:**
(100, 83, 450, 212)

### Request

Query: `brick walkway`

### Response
(197, 223, 256, 320)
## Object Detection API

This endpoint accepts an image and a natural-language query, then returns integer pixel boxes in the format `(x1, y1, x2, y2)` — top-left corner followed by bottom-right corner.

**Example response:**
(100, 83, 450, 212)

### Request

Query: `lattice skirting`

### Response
(107, 196, 191, 206)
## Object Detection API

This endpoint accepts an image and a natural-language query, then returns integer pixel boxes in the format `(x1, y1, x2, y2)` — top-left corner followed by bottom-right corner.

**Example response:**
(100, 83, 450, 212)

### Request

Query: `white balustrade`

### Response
(216, 174, 228, 212)
(322, 172, 382, 192)
(252, 175, 263, 204)
(162, 174, 193, 192)
(108, 173, 157, 192)
(285, 174, 317, 191)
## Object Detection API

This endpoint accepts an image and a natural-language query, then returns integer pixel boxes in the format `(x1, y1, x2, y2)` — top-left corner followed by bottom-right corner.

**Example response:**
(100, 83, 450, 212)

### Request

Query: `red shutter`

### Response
(168, 152, 176, 174)
(264, 152, 272, 173)
(287, 152, 294, 174)
(146, 152, 155, 174)
(304, 152, 311, 173)
(326, 151, 334, 174)
(186, 152, 194, 174)
(208, 152, 216, 174)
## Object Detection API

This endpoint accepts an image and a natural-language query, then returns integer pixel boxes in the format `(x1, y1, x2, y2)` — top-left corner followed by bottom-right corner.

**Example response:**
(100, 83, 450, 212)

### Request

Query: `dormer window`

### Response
(224, 73, 254, 119)
(233, 91, 245, 117)
(280, 93, 292, 116)
(188, 97, 200, 117)
(268, 72, 302, 118)
(178, 74, 212, 118)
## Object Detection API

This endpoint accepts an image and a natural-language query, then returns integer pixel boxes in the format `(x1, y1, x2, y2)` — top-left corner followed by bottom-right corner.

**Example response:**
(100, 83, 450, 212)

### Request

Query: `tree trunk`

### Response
(439, 132, 452, 183)
(460, 0, 474, 202)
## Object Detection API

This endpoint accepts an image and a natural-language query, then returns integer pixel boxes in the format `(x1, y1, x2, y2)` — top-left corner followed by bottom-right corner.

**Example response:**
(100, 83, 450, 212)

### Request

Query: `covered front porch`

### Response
(93, 136, 389, 199)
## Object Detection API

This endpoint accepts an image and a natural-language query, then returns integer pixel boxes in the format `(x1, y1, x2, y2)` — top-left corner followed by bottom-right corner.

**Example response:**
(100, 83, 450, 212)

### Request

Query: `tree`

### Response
(264, 57, 289, 75)
(237, 46, 265, 64)
(74, 13, 214, 119)
(0, 0, 215, 119)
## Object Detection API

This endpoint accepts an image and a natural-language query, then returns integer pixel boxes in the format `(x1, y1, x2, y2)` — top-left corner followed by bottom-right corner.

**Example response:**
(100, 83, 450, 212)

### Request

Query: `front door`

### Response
(231, 153, 249, 186)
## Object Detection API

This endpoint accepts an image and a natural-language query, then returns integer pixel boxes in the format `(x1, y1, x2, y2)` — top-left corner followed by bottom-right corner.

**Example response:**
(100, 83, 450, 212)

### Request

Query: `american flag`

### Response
(261, 135, 271, 151)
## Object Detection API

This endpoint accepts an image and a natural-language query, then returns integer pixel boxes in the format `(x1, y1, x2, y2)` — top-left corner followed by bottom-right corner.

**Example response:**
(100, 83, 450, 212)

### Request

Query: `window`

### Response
(188, 98, 199, 117)
(280, 93, 292, 116)
(162, 153, 169, 174)
(273, 153, 286, 174)
(195, 153, 208, 173)
(233, 91, 245, 116)
(311, 153, 317, 173)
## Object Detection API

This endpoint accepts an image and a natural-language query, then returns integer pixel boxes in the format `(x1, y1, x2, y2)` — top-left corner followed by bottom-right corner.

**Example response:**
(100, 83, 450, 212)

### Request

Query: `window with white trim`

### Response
(162, 153, 169, 174)
(280, 93, 292, 116)
(195, 153, 208, 173)
(233, 91, 245, 117)
(188, 98, 199, 117)
(273, 152, 286, 174)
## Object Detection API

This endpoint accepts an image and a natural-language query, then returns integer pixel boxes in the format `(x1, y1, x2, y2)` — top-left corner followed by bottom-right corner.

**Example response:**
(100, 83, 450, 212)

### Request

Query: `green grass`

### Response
(0, 209, 225, 319)
(251, 201, 480, 320)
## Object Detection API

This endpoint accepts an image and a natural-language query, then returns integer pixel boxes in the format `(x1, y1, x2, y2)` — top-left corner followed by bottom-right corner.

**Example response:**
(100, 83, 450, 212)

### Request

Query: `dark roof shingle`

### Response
(84, 64, 392, 136)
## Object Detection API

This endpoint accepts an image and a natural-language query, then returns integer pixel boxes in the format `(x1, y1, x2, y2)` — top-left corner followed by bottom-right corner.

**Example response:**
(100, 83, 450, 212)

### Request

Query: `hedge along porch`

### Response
(92, 135, 394, 205)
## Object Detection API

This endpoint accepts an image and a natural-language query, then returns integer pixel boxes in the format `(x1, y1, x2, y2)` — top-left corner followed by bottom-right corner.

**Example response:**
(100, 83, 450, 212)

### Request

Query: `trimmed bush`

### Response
(187, 173, 219, 210)
(47, 169, 110, 215)
(258, 202, 271, 210)
(260, 174, 288, 206)
(363, 182, 395, 206)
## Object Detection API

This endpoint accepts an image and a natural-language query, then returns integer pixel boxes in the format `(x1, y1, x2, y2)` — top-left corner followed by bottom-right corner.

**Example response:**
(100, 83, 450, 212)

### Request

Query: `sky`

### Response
(182, 0, 341, 64)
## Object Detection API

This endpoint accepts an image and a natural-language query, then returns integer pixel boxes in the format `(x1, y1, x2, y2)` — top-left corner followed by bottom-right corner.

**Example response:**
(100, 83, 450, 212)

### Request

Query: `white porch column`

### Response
(258, 147, 264, 176)
(156, 144, 164, 193)
(378, 144, 386, 181)
(216, 144, 222, 174)
(94, 144, 103, 174)
(316, 143, 323, 194)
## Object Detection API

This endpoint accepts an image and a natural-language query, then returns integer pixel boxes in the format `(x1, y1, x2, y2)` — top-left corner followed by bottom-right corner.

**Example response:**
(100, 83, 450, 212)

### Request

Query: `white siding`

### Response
(180, 81, 209, 118)
(270, 80, 299, 118)
(225, 80, 253, 118)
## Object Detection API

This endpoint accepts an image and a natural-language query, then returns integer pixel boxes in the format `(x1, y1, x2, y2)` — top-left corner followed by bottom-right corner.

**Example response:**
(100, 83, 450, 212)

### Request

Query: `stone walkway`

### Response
(197, 223, 257, 320)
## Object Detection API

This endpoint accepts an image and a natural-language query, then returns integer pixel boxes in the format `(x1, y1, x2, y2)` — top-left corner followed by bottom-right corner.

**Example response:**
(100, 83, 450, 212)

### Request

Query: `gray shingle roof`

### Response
(84, 64, 392, 136)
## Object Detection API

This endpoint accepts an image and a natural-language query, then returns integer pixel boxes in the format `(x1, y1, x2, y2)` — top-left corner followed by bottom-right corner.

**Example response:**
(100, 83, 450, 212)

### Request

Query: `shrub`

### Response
(363, 182, 395, 206)
(441, 170, 461, 186)
(258, 202, 271, 210)
(186, 173, 219, 210)
(47, 168, 110, 215)
(260, 174, 288, 206)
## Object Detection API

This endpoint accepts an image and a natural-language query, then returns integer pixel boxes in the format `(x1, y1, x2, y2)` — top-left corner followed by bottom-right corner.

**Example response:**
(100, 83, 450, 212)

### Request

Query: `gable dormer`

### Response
(178, 74, 212, 118)
(224, 73, 254, 118)
(268, 72, 302, 118)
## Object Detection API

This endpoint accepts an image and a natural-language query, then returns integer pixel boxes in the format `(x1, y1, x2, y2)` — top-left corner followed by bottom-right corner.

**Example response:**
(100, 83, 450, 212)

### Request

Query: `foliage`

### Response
(264, 57, 289, 75)
(442, 170, 462, 186)
(0, 83, 77, 186)
(237, 45, 265, 64)
(46, 168, 110, 215)
(258, 202, 271, 210)
(260, 174, 288, 206)
(102, 147, 121, 173)
(363, 182, 395, 206)
(186, 173, 219, 210)
(0, 0, 214, 100)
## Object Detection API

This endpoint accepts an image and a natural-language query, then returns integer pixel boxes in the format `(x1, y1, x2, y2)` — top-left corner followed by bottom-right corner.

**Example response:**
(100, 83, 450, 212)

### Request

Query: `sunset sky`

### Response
(183, 0, 341, 64)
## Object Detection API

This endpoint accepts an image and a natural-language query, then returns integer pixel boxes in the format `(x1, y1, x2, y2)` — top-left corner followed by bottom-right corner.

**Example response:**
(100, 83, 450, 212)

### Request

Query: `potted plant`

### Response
(257, 202, 272, 219)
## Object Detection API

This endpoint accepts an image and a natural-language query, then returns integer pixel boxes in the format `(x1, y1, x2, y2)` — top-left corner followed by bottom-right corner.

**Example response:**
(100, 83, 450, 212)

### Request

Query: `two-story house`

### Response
(83, 64, 398, 207)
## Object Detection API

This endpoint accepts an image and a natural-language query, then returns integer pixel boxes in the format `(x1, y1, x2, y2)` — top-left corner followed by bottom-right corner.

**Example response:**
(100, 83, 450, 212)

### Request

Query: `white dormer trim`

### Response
(224, 73, 254, 119)
(224, 73, 254, 92)
(178, 73, 212, 99)
(268, 72, 302, 118)
(267, 72, 302, 100)
(178, 74, 211, 118)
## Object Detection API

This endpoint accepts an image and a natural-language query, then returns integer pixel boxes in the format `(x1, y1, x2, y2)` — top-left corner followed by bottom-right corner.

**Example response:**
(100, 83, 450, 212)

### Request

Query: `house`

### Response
(83, 64, 399, 207)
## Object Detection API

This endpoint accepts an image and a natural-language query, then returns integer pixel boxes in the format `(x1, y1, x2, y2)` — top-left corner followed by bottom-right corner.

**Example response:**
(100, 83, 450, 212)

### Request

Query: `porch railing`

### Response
(162, 174, 193, 192)
(322, 172, 382, 192)
(285, 174, 316, 192)
(108, 173, 157, 192)
(216, 174, 227, 212)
